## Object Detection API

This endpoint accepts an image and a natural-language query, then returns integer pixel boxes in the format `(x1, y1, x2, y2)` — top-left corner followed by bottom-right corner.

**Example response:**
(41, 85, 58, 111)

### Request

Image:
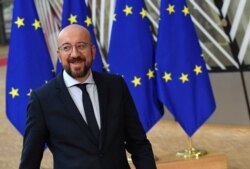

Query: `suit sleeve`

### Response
(120, 77, 157, 169)
(19, 91, 47, 169)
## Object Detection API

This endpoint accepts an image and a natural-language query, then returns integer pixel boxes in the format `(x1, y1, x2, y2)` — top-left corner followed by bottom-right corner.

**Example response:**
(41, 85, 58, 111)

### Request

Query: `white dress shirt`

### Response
(63, 70, 101, 129)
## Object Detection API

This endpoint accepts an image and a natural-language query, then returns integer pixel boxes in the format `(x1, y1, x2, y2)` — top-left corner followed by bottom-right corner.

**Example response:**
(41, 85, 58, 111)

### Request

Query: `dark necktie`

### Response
(76, 84, 100, 140)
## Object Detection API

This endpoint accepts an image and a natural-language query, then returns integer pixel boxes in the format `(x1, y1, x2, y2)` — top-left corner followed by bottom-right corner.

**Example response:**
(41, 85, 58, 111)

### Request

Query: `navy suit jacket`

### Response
(19, 71, 156, 169)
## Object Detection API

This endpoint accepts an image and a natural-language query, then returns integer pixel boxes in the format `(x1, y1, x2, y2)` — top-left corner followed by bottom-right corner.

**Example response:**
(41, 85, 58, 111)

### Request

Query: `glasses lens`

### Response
(59, 42, 91, 53)
(76, 42, 88, 50)
(61, 44, 72, 52)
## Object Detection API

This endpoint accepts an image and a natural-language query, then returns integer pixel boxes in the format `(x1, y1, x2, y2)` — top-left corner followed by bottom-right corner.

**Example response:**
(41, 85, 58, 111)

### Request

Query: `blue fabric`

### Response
(108, 0, 164, 132)
(155, 0, 216, 136)
(6, 0, 55, 135)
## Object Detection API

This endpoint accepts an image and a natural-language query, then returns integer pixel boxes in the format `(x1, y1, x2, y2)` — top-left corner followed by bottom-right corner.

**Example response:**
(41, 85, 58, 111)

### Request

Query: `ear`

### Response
(57, 50, 62, 63)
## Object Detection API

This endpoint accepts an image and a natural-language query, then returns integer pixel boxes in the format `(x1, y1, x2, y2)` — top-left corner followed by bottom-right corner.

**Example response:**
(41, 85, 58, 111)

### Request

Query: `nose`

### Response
(70, 45, 80, 57)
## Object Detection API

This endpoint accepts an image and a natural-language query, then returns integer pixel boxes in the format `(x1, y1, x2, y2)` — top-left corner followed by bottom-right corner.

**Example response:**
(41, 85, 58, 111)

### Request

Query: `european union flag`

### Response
(108, 0, 163, 132)
(156, 0, 216, 137)
(6, 0, 55, 135)
(56, 0, 103, 74)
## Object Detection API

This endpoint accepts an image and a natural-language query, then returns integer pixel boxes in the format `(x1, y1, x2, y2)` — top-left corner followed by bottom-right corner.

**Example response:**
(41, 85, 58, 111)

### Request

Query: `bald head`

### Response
(57, 24, 92, 46)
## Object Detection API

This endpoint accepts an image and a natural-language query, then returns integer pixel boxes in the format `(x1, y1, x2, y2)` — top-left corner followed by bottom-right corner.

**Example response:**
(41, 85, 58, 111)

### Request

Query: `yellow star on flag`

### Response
(27, 89, 33, 96)
(123, 5, 133, 16)
(15, 17, 25, 28)
(194, 65, 202, 75)
(132, 76, 141, 87)
(84, 16, 92, 26)
(32, 19, 41, 30)
(147, 69, 155, 79)
(9, 87, 19, 98)
(166, 4, 175, 14)
(179, 73, 189, 83)
(68, 14, 77, 24)
(163, 72, 172, 82)
(182, 6, 190, 16)
(140, 8, 147, 18)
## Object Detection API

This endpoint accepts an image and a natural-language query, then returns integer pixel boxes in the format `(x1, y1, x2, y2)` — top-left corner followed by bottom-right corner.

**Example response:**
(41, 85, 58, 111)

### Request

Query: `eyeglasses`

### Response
(58, 42, 92, 54)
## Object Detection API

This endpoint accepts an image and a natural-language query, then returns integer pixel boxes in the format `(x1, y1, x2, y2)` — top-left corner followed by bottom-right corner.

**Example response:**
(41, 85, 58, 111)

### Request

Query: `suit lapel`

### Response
(55, 72, 98, 145)
(93, 72, 108, 150)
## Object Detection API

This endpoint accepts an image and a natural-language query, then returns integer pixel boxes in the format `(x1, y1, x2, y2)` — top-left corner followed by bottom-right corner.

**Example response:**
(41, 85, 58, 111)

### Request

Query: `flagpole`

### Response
(188, 136, 192, 148)
(176, 137, 207, 158)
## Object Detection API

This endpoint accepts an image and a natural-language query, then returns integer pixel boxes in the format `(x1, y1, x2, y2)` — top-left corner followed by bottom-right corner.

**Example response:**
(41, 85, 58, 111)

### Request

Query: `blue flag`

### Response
(56, 0, 103, 74)
(108, 0, 163, 132)
(156, 0, 216, 137)
(6, 0, 55, 135)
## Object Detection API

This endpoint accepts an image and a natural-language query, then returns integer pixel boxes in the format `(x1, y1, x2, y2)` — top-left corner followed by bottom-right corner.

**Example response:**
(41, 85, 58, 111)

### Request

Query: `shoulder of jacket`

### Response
(93, 71, 123, 80)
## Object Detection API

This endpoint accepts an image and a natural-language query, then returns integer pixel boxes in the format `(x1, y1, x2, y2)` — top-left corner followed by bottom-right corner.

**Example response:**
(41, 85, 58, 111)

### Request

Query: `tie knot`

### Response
(76, 83, 88, 91)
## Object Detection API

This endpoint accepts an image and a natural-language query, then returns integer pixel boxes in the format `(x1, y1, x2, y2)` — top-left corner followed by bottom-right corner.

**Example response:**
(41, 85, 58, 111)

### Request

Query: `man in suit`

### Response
(19, 24, 157, 169)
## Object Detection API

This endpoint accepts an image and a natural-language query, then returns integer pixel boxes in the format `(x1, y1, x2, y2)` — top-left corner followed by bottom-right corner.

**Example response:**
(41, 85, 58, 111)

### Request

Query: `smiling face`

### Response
(57, 24, 96, 82)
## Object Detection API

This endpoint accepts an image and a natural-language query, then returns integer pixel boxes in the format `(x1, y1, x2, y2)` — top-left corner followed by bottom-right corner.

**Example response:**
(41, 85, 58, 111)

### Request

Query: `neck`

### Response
(75, 70, 91, 83)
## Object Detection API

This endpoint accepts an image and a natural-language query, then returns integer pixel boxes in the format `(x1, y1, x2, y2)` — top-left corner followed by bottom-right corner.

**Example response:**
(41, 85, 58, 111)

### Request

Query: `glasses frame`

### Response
(58, 42, 93, 54)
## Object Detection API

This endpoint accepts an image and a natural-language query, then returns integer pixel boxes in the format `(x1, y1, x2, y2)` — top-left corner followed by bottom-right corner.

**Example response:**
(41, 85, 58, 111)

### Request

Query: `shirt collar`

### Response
(63, 70, 95, 88)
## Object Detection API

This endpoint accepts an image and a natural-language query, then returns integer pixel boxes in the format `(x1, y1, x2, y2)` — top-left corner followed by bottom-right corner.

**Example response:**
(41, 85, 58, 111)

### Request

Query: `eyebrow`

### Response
(60, 41, 90, 46)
